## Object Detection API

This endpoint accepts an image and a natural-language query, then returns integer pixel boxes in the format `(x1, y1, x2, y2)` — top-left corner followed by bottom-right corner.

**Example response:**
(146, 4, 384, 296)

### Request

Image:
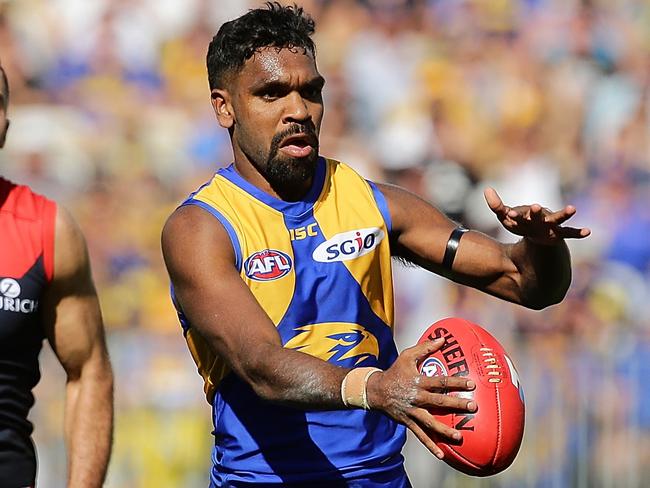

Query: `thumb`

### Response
(484, 187, 505, 215)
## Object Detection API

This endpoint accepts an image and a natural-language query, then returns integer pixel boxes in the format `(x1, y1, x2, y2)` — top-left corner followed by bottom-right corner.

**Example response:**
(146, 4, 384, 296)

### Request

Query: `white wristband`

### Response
(341, 367, 382, 410)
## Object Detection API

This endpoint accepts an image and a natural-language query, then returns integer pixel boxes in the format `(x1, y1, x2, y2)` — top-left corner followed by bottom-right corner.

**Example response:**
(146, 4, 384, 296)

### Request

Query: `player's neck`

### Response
(232, 158, 313, 202)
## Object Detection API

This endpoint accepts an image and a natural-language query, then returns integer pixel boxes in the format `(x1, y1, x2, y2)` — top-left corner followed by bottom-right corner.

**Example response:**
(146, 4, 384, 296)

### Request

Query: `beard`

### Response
(261, 123, 320, 197)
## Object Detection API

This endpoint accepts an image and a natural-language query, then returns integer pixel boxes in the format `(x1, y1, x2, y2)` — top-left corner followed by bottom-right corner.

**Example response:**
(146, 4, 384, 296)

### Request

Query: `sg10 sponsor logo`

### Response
(312, 227, 385, 263)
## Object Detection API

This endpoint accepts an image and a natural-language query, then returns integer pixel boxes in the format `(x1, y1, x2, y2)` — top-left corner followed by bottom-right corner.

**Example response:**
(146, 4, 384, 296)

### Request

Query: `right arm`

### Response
(161, 205, 475, 456)
(162, 204, 347, 408)
(41, 206, 113, 488)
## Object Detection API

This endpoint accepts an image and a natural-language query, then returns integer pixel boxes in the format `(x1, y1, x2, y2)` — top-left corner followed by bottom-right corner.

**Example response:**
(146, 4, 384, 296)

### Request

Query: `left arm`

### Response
(379, 183, 590, 309)
(41, 206, 113, 488)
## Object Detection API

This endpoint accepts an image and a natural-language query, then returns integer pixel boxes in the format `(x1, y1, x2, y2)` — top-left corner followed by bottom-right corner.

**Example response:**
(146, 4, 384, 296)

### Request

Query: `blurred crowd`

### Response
(1, 0, 649, 486)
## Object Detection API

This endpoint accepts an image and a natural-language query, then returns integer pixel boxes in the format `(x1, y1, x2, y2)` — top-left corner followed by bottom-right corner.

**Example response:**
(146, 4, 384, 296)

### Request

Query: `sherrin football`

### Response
(417, 317, 525, 476)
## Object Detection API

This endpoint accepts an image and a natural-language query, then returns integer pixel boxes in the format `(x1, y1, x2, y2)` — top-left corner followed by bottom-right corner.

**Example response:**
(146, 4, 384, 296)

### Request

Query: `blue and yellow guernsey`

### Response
(173, 157, 407, 485)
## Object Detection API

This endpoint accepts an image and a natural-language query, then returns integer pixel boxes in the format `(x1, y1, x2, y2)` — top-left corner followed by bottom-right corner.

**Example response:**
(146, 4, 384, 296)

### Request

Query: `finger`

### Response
(484, 187, 509, 219)
(506, 204, 540, 221)
(404, 416, 446, 459)
(505, 205, 532, 221)
(411, 407, 462, 444)
(403, 338, 445, 364)
(529, 204, 547, 222)
(500, 218, 519, 231)
(544, 205, 577, 226)
(415, 390, 478, 413)
(420, 376, 476, 393)
(507, 209, 524, 221)
(557, 226, 591, 239)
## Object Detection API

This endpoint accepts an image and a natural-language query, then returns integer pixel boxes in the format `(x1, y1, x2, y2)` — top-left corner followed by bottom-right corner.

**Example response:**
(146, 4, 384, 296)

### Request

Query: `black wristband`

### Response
(442, 227, 469, 270)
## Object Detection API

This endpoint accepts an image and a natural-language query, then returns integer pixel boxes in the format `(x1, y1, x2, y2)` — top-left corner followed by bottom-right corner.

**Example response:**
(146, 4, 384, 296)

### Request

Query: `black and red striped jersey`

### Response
(0, 177, 56, 487)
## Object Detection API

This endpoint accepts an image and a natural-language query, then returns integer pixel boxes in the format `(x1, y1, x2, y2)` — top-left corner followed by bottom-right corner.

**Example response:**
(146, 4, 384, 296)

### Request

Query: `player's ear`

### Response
(211, 89, 234, 129)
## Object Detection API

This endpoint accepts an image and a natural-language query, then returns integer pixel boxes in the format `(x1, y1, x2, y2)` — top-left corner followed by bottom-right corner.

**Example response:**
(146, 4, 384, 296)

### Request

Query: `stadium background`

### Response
(1, 0, 649, 486)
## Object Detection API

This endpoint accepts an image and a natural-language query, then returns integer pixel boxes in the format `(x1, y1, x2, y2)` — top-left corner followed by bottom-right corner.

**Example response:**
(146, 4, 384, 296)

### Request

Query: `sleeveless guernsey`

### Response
(0, 178, 56, 486)
(173, 158, 408, 486)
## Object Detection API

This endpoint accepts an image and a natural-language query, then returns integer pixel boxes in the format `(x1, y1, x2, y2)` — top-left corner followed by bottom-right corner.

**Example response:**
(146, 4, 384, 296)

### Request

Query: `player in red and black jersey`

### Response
(0, 63, 113, 487)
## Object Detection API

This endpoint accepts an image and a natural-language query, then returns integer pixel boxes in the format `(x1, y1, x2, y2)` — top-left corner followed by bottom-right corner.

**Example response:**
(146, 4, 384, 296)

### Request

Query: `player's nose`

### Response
(282, 91, 311, 124)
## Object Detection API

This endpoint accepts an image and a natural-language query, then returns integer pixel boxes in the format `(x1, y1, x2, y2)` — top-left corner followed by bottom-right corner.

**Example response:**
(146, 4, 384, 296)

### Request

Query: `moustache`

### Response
(271, 123, 319, 150)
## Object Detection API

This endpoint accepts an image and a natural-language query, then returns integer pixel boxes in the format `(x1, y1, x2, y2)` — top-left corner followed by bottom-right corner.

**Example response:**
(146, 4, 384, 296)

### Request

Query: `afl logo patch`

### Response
(420, 357, 447, 378)
(244, 249, 293, 281)
(0, 278, 21, 298)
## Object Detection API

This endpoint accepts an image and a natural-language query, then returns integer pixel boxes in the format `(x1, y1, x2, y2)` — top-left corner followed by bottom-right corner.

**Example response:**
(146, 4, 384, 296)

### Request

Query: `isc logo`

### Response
(244, 249, 293, 281)
(312, 227, 385, 263)
(289, 223, 318, 241)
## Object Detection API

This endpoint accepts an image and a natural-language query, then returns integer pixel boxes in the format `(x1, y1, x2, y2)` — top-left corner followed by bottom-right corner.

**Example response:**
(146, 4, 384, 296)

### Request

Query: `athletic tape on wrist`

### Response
(442, 226, 469, 270)
(341, 367, 382, 409)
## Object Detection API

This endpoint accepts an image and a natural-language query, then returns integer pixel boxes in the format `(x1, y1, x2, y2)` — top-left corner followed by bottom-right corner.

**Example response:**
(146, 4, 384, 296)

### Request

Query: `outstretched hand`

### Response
(366, 338, 476, 459)
(484, 187, 591, 245)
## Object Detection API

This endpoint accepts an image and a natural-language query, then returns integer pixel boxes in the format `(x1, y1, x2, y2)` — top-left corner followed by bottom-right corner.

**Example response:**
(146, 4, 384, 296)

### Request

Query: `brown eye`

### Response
(302, 85, 322, 102)
(260, 88, 281, 101)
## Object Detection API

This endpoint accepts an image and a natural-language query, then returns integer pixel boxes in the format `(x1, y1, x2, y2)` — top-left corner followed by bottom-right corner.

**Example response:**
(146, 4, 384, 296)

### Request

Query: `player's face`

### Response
(220, 47, 324, 193)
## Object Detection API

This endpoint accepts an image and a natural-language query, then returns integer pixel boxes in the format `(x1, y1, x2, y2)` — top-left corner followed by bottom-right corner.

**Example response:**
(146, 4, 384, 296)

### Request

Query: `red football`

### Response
(416, 317, 525, 476)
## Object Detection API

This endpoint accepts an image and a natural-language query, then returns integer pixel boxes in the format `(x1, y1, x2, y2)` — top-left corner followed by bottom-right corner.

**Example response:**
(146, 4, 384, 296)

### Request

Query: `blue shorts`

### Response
(209, 465, 412, 487)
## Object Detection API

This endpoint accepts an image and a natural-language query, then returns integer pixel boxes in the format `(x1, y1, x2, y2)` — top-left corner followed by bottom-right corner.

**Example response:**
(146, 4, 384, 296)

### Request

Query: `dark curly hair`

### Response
(206, 2, 316, 90)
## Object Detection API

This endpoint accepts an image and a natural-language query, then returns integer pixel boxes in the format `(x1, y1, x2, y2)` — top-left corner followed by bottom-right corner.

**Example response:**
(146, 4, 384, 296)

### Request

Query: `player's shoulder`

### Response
(322, 156, 351, 173)
(161, 204, 236, 274)
(162, 164, 251, 255)
(163, 203, 204, 236)
(48, 203, 92, 281)
(322, 156, 374, 186)
(163, 204, 231, 250)
(54, 204, 83, 239)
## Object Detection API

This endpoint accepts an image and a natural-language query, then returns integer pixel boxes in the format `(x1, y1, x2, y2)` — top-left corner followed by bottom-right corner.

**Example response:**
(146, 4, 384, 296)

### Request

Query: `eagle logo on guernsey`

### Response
(244, 249, 293, 281)
(285, 323, 379, 366)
